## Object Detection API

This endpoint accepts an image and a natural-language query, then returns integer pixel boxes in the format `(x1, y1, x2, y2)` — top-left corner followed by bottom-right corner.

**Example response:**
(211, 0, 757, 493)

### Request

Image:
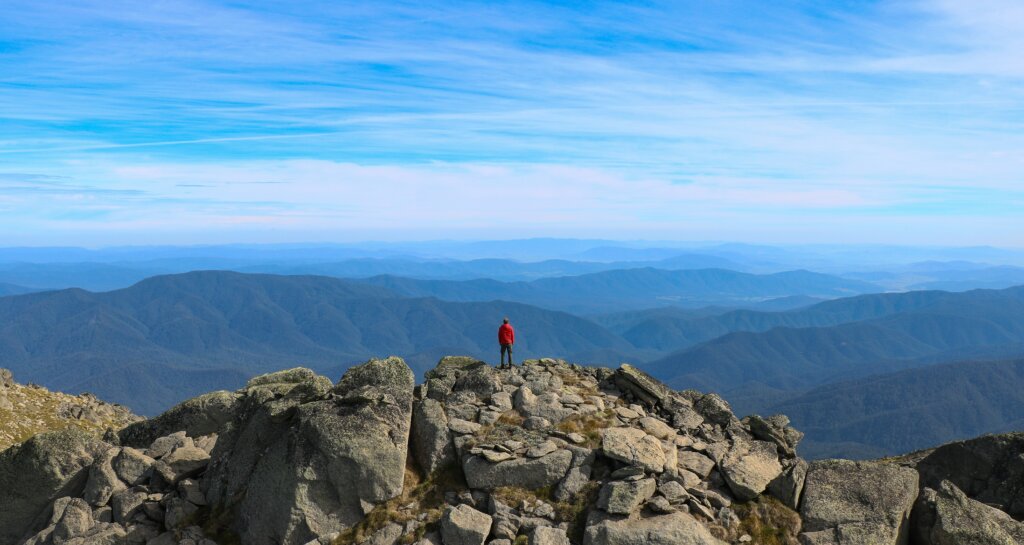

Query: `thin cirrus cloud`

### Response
(0, 0, 1022, 245)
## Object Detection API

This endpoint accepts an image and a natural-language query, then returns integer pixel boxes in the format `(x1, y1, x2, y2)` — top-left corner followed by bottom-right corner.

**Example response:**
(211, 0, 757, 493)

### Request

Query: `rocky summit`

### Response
(0, 369, 141, 452)
(0, 357, 1022, 545)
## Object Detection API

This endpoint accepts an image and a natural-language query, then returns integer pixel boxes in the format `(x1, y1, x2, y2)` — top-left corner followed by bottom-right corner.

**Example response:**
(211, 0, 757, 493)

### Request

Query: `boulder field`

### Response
(0, 357, 1021, 545)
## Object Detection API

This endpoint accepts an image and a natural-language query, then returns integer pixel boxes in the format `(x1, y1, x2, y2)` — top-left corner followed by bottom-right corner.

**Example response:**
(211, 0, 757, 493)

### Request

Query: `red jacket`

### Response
(498, 323, 515, 345)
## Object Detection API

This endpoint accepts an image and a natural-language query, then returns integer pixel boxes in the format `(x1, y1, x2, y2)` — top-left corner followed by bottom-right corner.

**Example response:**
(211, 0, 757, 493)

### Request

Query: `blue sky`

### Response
(1, 0, 1022, 246)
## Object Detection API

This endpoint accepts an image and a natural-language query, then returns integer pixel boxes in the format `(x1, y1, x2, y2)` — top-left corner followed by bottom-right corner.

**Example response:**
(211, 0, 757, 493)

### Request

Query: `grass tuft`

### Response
(555, 410, 615, 449)
(708, 496, 801, 545)
(333, 462, 468, 545)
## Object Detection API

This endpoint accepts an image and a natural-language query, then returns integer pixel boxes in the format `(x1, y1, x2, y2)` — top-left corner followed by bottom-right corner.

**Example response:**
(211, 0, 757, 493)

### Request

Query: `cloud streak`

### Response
(0, 0, 1022, 245)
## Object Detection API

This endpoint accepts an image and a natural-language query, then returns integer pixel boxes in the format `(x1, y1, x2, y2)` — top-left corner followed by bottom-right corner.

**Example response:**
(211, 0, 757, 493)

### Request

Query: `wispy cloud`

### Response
(0, 0, 1022, 245)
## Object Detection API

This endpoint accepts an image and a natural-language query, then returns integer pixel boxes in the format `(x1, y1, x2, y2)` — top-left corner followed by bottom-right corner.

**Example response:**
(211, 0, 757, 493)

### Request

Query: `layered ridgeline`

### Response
(1, 358, 1022, 545)
(0, 272, 636, 415)
(3, 271, 1024, 460)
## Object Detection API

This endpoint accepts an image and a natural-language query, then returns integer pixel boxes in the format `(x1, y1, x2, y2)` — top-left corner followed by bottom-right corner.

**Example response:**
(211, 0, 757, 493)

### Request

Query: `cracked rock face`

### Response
(600, 428, 666, 474)
(912, 480, 1024, 545)
(799, 459, 919, 545)
(205, 357, 415, 545)
(6, 355, 1020, 545)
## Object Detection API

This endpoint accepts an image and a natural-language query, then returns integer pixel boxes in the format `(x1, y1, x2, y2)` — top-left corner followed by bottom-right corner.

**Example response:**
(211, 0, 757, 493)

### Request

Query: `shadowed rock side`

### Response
(0, 357, 1022, 545)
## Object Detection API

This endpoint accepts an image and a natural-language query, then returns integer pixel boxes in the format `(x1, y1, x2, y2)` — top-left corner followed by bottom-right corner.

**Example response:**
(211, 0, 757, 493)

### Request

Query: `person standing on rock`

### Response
(498, 317, 515, 369)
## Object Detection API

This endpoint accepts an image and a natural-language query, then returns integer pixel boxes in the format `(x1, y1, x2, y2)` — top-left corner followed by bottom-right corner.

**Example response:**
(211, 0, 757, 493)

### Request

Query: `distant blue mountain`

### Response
(643, 286, 1024, 399)
(0, 271, 635, 414)
(771, 358, 1024, 460)
(357, 267, 879, 314)
(0, 282, 37, 296)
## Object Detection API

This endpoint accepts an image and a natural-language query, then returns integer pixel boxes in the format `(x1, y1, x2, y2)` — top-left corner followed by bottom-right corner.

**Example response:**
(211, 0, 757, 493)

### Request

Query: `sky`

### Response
(1, 0, 1022, 246)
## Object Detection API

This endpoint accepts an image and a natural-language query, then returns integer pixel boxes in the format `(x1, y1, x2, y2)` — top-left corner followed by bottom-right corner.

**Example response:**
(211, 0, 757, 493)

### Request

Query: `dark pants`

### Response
(500, 343, 513, 367)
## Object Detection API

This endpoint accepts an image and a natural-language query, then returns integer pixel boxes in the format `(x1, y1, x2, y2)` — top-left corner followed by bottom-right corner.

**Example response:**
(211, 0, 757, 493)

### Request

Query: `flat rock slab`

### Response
(597, 478, 656, 515)
(464, 449, 573, 490)
(799, 459, 919, 545)
(601, 428, 666, 474)
(583, 510, 727, 545)
(720, 438, 783, 501)
(441, 504, 492, 545)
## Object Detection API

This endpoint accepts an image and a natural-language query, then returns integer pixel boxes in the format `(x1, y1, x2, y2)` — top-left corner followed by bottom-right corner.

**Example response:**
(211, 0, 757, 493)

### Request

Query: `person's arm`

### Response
(511, 327, 515, 345)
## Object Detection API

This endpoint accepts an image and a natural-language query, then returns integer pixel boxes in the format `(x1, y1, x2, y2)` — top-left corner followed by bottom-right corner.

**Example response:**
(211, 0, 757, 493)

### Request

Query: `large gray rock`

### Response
(719, 437, 783, 502)
(912, 480, 1024, 545)
(52, 497, 94, 541)
(744, 414, 803, 458)
(613, 364, 676, 407)
(597, 478, 656, 515)
(518, 392, 575, 423)
(677, 450, 715, 478)
(119, 390, 240, 448)
(768, 457, 808, 511)
(583, 510, 727, 545)
(611, 365, 705, 429)
(0, 428, 108, 544)
(411, 398, 455, 475)
(911, 432, 1024, 519)
(83, 448, 126, 507)
(153, 445, 210, 485)
(799, 460, 919, 545)
(202, 357, 415, 545)
(111, 447, 155, 485)
(424, 357, 484, 402)
(441, 504, 492, 545)
(601, 428, 666, 473)
(110, 487, 147, 524)
(553, 447, 595, 502)
(531, 526, 570, 545)
(693, 394, 738, 428)
(247, 367, 332, 389)
(0, 368, 13, 387)
(463, 449, 573, 490)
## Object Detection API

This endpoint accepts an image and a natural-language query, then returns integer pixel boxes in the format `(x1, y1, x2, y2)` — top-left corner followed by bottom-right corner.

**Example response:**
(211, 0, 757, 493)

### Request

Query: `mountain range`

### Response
(769, 357, 1024, 459)
(0, 271, 636, 414)
(355, 267, 877, 313)
(645, 286, 1024, 409)
(1, 268, 1023, 460)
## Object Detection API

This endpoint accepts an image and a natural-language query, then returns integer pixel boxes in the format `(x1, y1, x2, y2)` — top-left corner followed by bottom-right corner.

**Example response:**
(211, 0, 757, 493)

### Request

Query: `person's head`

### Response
(503, 317, 509, 324)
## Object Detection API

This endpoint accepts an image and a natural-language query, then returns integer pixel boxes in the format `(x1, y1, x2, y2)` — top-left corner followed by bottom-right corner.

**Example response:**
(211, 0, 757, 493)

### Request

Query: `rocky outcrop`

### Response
(119, 391, 238, 448)
(908, 432, 1024, 520)
(441, 504, 493, 545)
(0, 358, 415, 545)
(719, 436, 783, 502)
(5, 355, 1023, 545)
(0, 369, 140, 451)
(0, 428, 109, 544)
(912, 480, 1024, 545)
(798, 459, 919, 545)
(203, 357, 415, 545)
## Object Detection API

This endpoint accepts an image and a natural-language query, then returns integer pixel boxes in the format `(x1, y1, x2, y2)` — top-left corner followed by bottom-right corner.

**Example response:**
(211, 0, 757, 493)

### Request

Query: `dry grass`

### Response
(493, 480, 600, 544)
(334, 462, 468, 545)
(0, 384, 138, 451)
(554, 369, 599, 397)
(555, 409, 615, 449)
(497, 411, 525, 427)
(492, 485, 554, 507)
(708, 496, 801, 545)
